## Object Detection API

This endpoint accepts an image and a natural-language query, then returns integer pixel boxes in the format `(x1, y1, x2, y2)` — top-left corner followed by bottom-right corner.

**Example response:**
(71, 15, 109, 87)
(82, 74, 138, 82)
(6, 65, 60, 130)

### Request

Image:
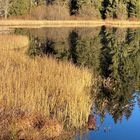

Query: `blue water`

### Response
(75, 93, 140, 140)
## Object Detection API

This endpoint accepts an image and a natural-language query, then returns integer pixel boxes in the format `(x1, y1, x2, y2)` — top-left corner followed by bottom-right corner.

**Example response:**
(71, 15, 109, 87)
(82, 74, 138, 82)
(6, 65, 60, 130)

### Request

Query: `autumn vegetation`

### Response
(0, 0, 140, 20)
(0, 34, 94, 139)
(0, 0, 140, 139)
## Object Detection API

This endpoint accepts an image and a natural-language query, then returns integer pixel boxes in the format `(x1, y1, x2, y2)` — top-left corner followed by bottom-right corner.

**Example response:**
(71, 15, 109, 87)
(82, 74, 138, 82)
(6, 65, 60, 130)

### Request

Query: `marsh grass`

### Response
(0, 50, 93, 129)
(0, 33, 94, 139)
(0, 35, 29, 50)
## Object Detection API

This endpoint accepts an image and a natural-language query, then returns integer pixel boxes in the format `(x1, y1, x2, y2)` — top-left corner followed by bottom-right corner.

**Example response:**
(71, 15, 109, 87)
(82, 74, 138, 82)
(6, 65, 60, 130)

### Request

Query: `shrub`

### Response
(9, 0, 30, 16)
(31, 5, 47, 20)
(31, 5, 70, 20)
(78, 4, 101, 19)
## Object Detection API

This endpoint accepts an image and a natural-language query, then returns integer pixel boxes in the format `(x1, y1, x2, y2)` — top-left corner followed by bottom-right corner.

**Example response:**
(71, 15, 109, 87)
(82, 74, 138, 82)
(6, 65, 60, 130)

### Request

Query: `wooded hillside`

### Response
(0, 0, 140, 20)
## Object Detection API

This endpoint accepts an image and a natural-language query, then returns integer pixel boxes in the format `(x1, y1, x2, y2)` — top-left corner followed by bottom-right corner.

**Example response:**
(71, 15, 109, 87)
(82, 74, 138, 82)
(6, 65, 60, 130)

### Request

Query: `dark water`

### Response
(15, 27, 140, 140)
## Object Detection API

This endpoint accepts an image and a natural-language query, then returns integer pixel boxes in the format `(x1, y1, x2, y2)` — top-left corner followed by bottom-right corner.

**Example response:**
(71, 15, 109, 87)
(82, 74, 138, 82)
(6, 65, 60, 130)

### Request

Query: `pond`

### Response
(7, 26, 140, 139)
(75, 92, 140, 140)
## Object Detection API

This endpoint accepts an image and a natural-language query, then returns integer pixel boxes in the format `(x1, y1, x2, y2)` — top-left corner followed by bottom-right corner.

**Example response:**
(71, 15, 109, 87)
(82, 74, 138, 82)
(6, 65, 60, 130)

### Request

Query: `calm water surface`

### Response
(14, 27, 140, 140)
(76, 92, 140, 140)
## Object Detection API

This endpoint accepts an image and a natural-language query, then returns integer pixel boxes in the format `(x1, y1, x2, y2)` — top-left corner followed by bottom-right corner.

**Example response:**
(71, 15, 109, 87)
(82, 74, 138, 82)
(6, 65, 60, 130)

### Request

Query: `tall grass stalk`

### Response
(0, 50, 93, 128)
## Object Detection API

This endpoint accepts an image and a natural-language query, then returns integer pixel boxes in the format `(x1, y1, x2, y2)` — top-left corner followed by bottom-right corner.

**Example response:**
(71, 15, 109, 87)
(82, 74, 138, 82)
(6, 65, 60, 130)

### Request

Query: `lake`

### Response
(4, 26, 140, 140)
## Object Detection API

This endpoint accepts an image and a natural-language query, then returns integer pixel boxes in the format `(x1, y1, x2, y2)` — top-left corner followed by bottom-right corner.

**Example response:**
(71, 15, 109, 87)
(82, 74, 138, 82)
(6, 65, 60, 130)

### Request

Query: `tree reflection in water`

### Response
(15, 27, 140, 127)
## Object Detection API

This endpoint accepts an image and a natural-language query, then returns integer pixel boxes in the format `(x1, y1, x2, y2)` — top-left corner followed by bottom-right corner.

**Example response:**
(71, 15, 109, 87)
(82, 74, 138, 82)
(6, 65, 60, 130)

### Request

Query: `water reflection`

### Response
(15, 27, 140, 139)
(76, 91, 140, 140)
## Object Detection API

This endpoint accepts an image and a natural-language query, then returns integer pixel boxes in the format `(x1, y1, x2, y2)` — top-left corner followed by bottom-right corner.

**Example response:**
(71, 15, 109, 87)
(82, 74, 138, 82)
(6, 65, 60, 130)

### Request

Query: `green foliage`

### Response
(9, 0, 30, 16)
(0, 0, 138, 19)
(76, 0, 102, 18)
(0, 0, 140, 19)
(128, 0, 140, 18)
(101, 0, 128, 19)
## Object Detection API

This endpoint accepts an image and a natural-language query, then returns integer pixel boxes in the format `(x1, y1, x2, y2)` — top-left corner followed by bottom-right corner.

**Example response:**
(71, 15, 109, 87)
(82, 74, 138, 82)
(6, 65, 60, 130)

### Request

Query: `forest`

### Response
(0, 0, 140, 20)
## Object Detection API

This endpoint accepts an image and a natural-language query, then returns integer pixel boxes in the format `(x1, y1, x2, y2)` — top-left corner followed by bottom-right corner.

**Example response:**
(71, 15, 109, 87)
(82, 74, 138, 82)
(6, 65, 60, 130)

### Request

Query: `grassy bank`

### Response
(0, 20, 140, 28)
(0, 41, 93, 139)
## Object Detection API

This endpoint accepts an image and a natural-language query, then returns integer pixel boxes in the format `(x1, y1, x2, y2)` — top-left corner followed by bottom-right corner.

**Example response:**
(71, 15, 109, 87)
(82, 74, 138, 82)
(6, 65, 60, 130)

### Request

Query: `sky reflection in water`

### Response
(76, 92, 140, 140)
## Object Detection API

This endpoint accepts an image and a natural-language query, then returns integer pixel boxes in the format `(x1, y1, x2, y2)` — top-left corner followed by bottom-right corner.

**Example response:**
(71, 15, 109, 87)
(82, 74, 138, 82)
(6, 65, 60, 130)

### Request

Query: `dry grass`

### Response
(0, 20, 140, 28)
(0, 50, 93, 130)
(0, 31, 94, 139)
(0, 108, 62, 140)
(0, 35, 29, 50)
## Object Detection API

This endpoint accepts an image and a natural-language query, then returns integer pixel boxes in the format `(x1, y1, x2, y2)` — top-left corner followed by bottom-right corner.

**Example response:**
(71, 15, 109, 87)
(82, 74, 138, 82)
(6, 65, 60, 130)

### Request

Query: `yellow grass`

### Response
(0, 35, 29, 50)
(0, 50, 93, 129)
(0, 20, 140, 28)
(0, 29, 95, 139)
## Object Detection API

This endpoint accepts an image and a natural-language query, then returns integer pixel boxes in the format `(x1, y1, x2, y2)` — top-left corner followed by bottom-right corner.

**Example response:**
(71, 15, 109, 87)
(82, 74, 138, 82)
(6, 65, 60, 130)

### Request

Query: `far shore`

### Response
(0, 20, 140, 28)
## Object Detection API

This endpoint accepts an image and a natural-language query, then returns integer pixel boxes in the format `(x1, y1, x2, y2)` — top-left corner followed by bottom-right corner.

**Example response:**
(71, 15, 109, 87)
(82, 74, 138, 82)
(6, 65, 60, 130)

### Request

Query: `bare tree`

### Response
(4, 0, 9, 18)
(0, 0, 10, 18)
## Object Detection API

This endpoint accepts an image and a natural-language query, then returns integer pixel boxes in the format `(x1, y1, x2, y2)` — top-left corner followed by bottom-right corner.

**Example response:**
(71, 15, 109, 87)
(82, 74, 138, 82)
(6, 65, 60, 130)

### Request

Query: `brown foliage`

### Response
(31, 5, 70, 20)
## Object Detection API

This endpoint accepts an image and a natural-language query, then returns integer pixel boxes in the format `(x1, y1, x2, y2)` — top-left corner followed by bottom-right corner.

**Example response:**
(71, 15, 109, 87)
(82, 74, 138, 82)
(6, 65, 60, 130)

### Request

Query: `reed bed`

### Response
(0, 20, 140, 28)
(0, 35, 29, 50)
(0, 50, 93, 129)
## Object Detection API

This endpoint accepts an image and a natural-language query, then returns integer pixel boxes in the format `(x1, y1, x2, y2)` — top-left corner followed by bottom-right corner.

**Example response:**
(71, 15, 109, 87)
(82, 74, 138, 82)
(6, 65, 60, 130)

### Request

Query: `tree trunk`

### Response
(4, 0, 9, 19)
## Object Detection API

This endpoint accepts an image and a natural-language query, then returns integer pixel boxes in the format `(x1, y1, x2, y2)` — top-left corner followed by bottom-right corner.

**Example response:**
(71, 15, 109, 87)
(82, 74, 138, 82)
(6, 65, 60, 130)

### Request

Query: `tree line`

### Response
(0, 0, 140, 19)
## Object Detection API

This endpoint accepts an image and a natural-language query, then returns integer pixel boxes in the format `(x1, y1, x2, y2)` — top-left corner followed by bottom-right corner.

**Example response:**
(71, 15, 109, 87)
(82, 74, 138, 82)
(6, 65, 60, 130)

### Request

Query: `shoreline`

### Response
(0, 20, 140, 28)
